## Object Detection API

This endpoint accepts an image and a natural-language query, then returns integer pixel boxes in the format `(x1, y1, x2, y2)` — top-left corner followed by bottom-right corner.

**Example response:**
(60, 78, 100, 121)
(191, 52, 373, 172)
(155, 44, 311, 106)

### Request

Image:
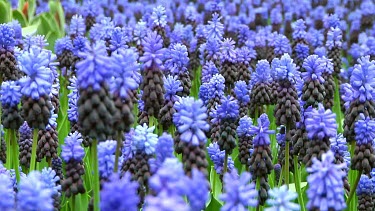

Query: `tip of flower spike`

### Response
(0, 80, 21, 107)
(61, 132, 84, 162)
(163, 75, 183, 101)
(174, 97, 209, 145)
(206, 13, 224, 41)
(76, 41, 112, 91)
(305, 103, 337, 140)
(55, 36, 73, 56)
(0, 23, 15, 50)
(151, 5, 167, 28)
(234, 81, 250, 104)
(354, 113, 375, 145)
(252, 59, 272, 84)
(132, 124, 158, 155)
(139, 31, 165, 69)
(165, 43, 189, 74)
(301, 55, 325, 82)
(220, 38, 236, 62)
(216, 96, 239, 120)
(237, 116, 253, 137)
(272, 54, 299, 83)
(326, 27, 342, 50)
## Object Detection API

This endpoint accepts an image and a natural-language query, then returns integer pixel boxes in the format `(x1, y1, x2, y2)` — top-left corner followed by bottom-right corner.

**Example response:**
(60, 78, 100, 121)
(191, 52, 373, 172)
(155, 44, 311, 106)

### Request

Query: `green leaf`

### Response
(37, 13, 59, 36)
(0, 1, 11, 23)
(49, 0, 65, 34)
(234, 155, 243, 174)
(18, 0, 26, 11)
(206, 195, 223, 211)
(209, 166, 223, 200)
(27, 0, 36, 24)
(45, 30, 59, 51)
(12, 10, 27, 27)
(288, 182, 308, 192)
(21, 21, 39, 36)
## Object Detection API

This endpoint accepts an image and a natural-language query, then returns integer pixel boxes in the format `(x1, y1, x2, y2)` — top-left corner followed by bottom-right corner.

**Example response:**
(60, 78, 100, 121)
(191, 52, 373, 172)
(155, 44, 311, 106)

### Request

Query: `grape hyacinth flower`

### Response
(36, 107, 59, 162)
(351, 113, 375, 174)
(0, 23, 21, 81)
(215, 96, 239, 155)
(237, 116, 254, 166)
(18, 46, 53, 129)
(165, 43, 191, 96)
(148, 158, 187, 196)
(248, 113, 274, 205)
(81, 0, 103, 32)
(326, 27, 343, 77)
(201, 61, 219, 84)
(344, 56, 375, 143)
(319, 56, 335, 109)
(121, 124, 158, 202)
(206, 13, 224, 42)
(304, 103, 337, 166)
(186, 168, 210, 210)
(219, 38, 237, 91)
(144, 191, 189, 211)
(265, 185, 300, 211)
(0, 173, 15, 210)
(272, 54, 301, 128)
(67, 76, 79, 130)
(101, 173, 139, 211)
(356, 175, 374, 211)
(0, 81, 23, 129)
(274, 34, 291, 58)
(150, 5, 170, 47)
(330, 134, 351, 192)
(98, 140, 116, 180)
(76, 41, 118, 141)
(60, 132, 86, 197)
(111, 48, 140, 133)
(68, 15, 86, 39)
(173, 97, 209, 176)
(139, 31, 166, 117)
(249, 59, 273, 116)
(291, 19, 310, 68)
(307, 150, 346, 211)
(149, 133, 174, 174)
(236, 46, 255, 83)
(300, 55, 326, 109)
(159, 75, 182, 130)
(41, 167, 61, 210)
(18, 121, 32, 167)
(17, 171, 54, 211)
(207, 142, 235, 175)
(206, 73, 225, 122)
(234, 80, 250, 117)
(220, 170, 258, 211)
(55, 36, 74, 71)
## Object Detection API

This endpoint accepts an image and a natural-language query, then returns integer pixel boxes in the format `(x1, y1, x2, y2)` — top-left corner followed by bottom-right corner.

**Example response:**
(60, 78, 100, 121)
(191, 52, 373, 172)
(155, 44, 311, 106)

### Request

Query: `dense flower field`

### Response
(0, 0, 374, 210)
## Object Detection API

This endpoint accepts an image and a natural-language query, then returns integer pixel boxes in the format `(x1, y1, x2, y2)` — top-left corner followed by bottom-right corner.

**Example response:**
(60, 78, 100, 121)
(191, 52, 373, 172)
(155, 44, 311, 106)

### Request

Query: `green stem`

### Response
(278, 164, 284, 187)
(256, 177, 261, 211)
(333, 77, 343, 133)
(284, 123, 291, 186)
(223, 152, 228, 175)
(71, 194, 75, 211)
(91, 139, 100, 211)
(293, 156, 305, 211)
(30, 129, 39, 172)
(6, 129, 11, 169)
(11, 130, 20, 183)
(114, 132, 122, 173)
(347, 171, 361, 206)
(284, 141, 290, 185)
